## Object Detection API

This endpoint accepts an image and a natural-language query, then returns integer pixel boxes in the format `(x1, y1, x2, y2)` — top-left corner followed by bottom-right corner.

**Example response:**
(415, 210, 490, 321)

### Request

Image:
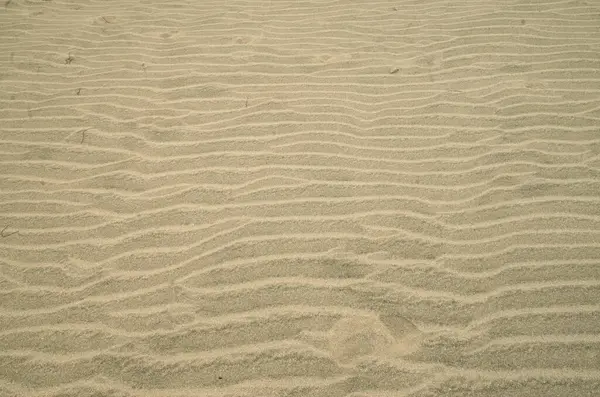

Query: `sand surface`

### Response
(1, 0, 600, 396)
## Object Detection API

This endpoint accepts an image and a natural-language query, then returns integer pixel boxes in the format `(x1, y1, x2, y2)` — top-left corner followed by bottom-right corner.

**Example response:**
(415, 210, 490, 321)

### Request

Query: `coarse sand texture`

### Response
(1, 0, 600, 396)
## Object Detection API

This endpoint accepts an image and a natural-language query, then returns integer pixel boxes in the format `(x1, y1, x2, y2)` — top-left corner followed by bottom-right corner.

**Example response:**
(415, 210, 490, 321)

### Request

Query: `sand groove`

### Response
(2, 0, 600, 396)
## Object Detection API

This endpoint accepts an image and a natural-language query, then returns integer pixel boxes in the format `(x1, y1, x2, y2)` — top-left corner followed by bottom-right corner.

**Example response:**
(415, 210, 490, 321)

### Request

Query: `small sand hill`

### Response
(326, 314, 424, 364)
(1, 0, 600, 396)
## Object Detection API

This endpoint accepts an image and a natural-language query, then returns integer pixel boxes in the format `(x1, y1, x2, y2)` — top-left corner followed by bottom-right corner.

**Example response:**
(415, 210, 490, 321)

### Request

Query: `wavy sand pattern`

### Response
(1, 0, 600, 396)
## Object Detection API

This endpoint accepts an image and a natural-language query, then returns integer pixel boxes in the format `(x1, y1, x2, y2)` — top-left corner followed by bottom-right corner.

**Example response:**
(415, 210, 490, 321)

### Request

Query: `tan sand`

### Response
(1, 0, 600, 395)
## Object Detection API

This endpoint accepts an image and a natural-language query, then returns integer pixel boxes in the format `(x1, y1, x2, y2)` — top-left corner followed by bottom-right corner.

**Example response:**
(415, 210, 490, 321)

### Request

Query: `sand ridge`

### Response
(1, 0, 600, 396)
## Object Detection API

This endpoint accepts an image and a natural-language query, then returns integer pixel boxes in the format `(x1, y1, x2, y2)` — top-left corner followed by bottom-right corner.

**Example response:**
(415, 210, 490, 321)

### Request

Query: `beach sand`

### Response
(1, 0, 600, 396)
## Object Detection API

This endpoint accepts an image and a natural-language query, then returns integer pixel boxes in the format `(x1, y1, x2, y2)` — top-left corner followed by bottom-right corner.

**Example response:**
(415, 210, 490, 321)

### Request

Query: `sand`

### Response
(1, 0, 600, 396)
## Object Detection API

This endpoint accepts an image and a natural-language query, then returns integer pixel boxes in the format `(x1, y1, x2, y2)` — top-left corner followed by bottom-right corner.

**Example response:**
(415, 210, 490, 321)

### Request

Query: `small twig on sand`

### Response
(65, 128, 90, 143)
(245, 97, 248, 108)
(1, 226, 18, 238)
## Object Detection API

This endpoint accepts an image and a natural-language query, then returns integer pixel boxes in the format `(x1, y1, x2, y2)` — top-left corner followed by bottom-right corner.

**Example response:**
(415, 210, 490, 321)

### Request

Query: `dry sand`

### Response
(1, 0, 600, 396)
